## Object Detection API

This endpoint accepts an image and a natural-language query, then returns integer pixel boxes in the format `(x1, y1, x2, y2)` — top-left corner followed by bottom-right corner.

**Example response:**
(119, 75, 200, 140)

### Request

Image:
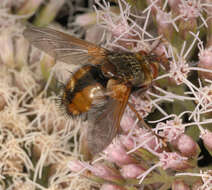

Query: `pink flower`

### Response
(68, 161, 124, 184)
(198, 47, 212, 80)
(169, 56, 190, 85)
(100, 184, 126, 190)
(172, 134, 199, 157)
(120, 164, 145, 179)
(94, 0, 141, 50)
(176, 170, 212, 190)
(104, 139, 137, 166)
(201, 130, 212, 151)
(75, 12, 96, 27)
(168, 0, 181, 12)
(159, 151, 191, 171)
(132, 127, 163, 153)
(155, 116, 185, 142)
(120, 113, 137, 133)
(119, 135, 135, 150)
(156, 9, 175, 39)
(137, 150, 191, 184)
(126, 95, 153, 119)
(178, 0, 201, 20)
(91, 163, 124, 183)
(195, 84, 212, 110)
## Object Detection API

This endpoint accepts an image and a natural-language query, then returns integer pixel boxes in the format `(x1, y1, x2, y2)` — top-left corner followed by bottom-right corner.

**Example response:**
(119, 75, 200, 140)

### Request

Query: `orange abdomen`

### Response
(62, 65, 107, 116)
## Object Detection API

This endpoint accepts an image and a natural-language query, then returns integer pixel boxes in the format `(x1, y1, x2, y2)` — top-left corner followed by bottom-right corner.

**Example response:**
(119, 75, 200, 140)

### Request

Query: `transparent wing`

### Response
(87, 87, 131, 155)
(23, 25, 107, 65)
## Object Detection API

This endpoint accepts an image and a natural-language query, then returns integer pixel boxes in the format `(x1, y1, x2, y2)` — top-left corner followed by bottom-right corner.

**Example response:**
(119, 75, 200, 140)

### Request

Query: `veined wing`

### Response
(86, 87, 131, 155)
(23, 25, 107, 65)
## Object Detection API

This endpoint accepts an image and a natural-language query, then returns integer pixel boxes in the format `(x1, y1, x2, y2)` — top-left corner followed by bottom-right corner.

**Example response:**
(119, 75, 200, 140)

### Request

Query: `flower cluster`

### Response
(0, 0, 212, 190)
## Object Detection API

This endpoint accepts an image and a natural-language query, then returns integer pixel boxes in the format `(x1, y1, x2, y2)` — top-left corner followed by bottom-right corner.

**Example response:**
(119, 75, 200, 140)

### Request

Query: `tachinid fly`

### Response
(23, 25, 168, 155)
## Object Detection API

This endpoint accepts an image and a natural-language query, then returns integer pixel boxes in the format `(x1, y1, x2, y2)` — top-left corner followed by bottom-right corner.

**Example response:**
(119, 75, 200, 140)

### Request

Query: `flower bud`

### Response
(100, 184, 126, 190)
(178, 1, 199, 19)
(172, 180, 190, 190)
(91, 163, 124, 184)
(120, 164, 145, 179)
(17, 0, 44, 15)
(86, 26, 104, 44)
(15, 37, 29, 68)
(75, 12, 97, 27)
(104, 140, 137, 166)
(156, 117, 185, 142)
(160, 151, 192, 171)
(201, 130, 212, 154)
(198, 47, 212, 80)
(120, 113, 137, 133)
(119, 135, 135, 150)
(0, 32, 15, 66)
(134, 127, 163, 153)
(33, 0, 65, 26)
(173, 134, 199, 157)
(156, 10, 174, 41)
(68, 160, 85, 173)
(69, 161, 125, 184)
(168, 0, 181, 13)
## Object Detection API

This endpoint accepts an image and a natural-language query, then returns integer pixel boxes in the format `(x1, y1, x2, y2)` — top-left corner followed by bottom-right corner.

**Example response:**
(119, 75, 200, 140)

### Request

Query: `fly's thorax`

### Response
(102, 52, 157, 88)
(62, 65, 107, 116)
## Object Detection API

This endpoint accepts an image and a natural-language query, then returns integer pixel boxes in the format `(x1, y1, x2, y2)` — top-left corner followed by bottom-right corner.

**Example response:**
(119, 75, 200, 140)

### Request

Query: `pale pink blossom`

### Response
(198, 47, 212, 80)
(120, 164, 145, 179)
(173, 134, 199, 157)
(155, 116, 185, 142)
(103, 139, 137, 166)
(201, 130, 212, 151)
(159, 151, 191, 170)
(90, 163, 124, 182)
(100, 183, 126, 190)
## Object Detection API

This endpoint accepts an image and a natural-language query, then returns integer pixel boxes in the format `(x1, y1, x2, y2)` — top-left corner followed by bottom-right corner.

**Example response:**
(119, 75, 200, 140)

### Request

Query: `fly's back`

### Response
(101, 51, 159, 88)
